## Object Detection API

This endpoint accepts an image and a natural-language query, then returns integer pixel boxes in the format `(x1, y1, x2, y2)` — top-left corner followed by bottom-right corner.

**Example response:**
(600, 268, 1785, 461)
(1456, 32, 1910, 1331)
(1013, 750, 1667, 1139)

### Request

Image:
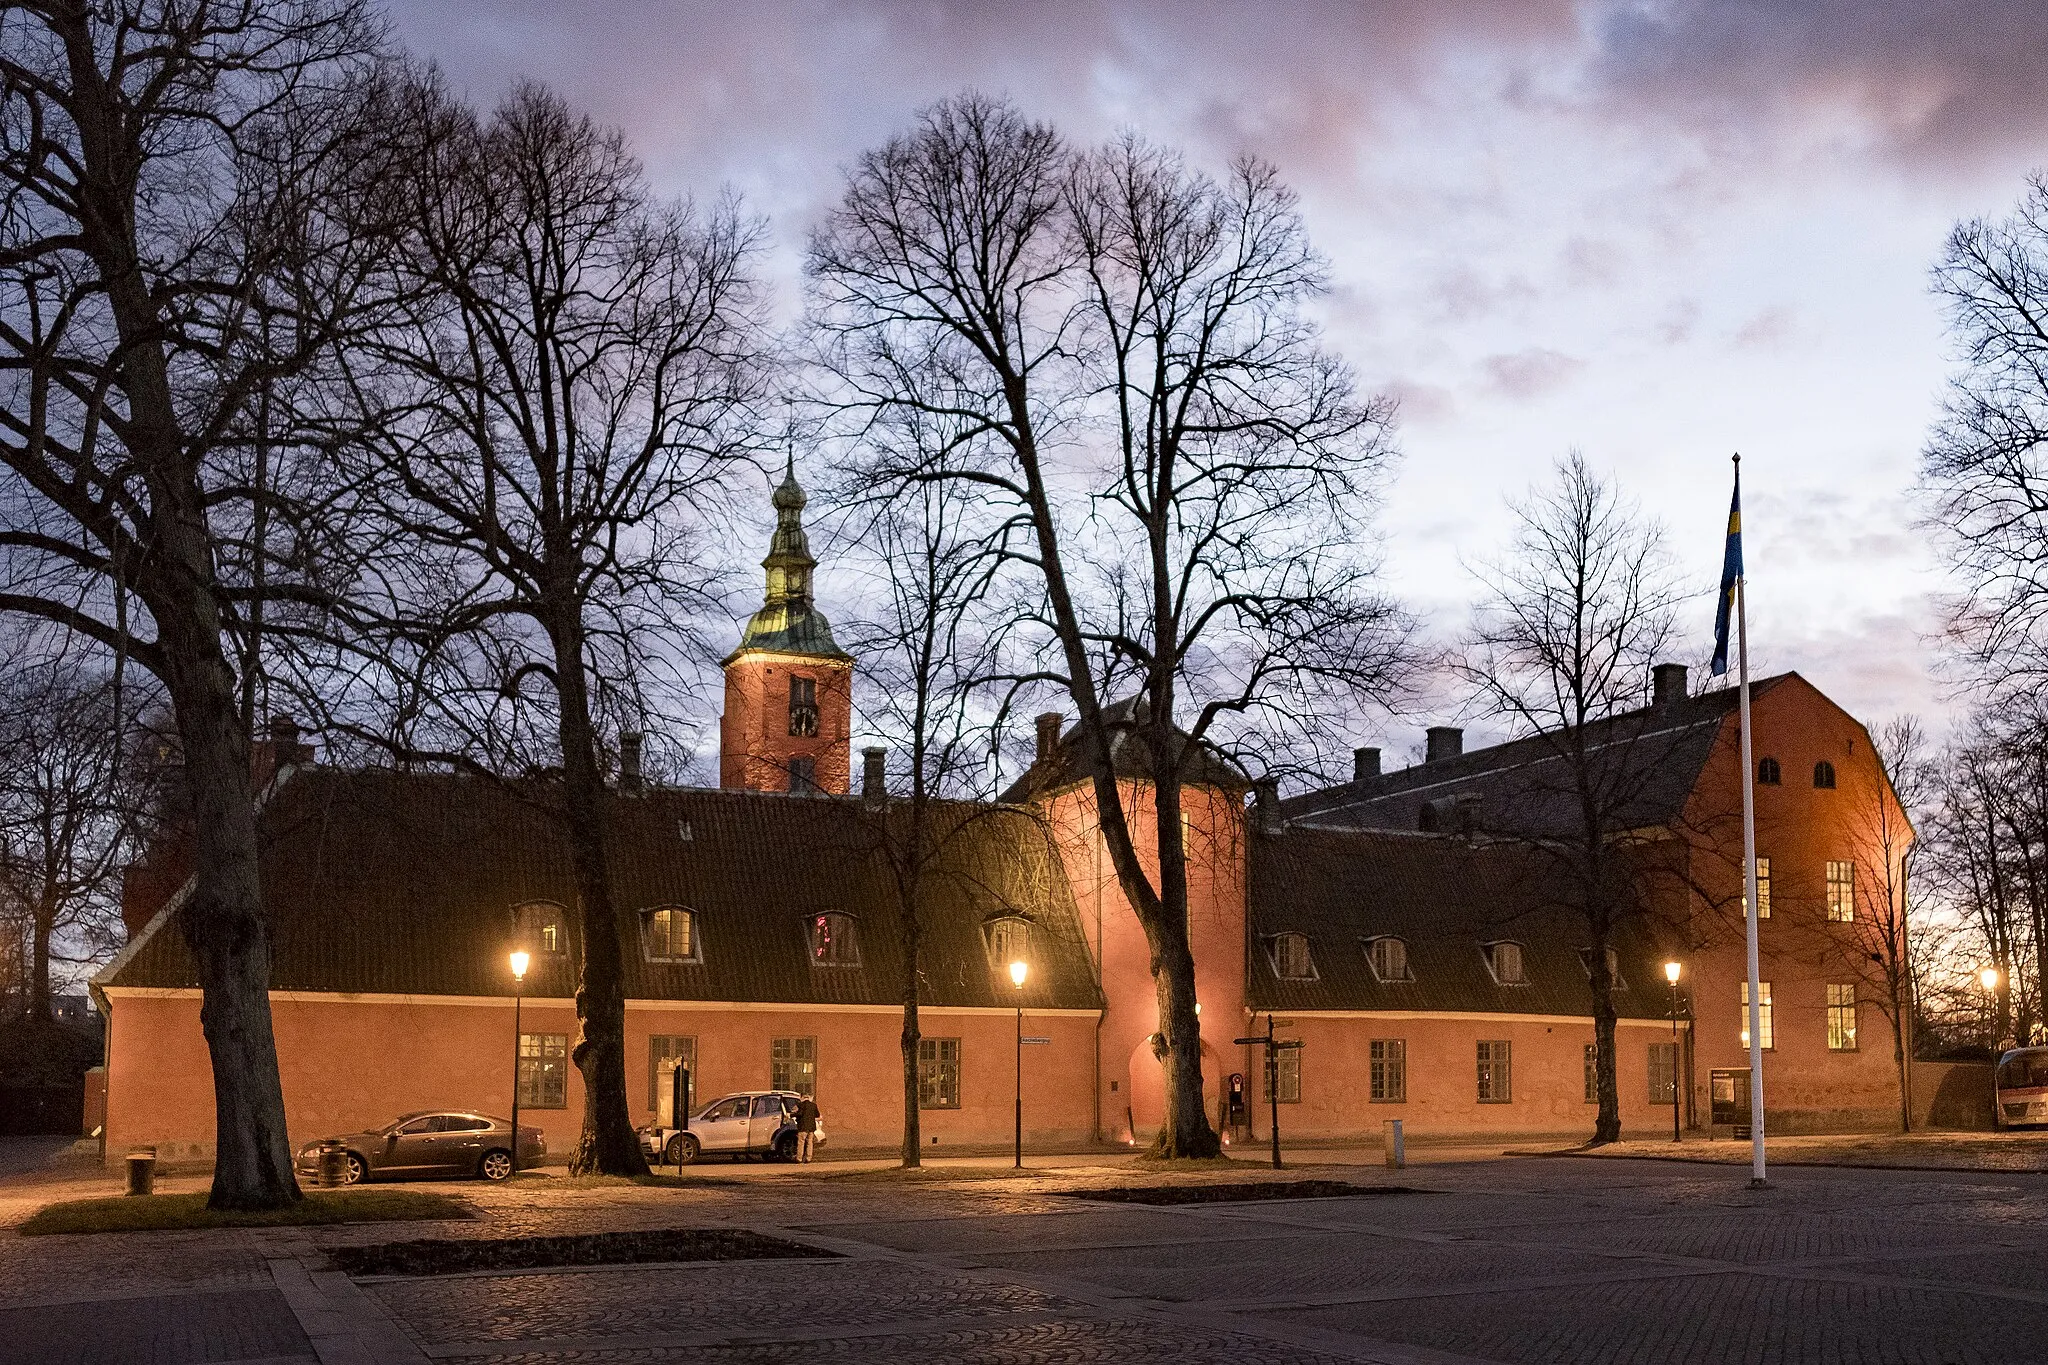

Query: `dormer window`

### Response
(1485, 941, 1527, 985)
(810, 912, 859, 966)
(516, 901, 569, 956)
(1580, 946, 1626, 990)
(986, 916, 1032, 969)
(643, 906, 700, 964)
(1813, 760, 1837, 789)
(1365, 936, 1412, 983)
(1269, 932, 1316, 981)
(789, 676, 819, 738)
(1757, 757, 1781, 785)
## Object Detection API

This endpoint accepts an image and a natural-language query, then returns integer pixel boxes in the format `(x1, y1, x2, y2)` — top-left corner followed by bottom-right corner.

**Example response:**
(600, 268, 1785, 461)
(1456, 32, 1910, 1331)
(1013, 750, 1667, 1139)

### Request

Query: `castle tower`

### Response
(719, 461, 853, 794)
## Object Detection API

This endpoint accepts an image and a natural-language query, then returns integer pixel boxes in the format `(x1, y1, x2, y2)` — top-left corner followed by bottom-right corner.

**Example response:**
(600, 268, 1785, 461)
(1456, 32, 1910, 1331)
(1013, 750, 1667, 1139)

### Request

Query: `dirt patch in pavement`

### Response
(328, 1227, 837, 1277)
(1064, 1180, 1436, 1206)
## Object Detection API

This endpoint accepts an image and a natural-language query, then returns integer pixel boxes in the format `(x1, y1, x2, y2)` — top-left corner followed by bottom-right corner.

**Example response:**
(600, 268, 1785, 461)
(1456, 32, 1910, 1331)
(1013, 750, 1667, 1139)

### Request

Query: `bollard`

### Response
(317, 1139, 348, 1188)
(1383, 1118, 1404, 1170)
(124, 1147, 157, 1197)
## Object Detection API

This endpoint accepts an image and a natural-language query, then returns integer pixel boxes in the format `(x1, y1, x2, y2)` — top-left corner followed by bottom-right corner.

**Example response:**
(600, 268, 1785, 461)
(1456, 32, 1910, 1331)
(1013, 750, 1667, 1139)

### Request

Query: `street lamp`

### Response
(1664, 961, 1683, 1143)
(509, 950, 529, 1178)
(1010, 959, 1028, 1169)
(1982, 966, 2003, 1049)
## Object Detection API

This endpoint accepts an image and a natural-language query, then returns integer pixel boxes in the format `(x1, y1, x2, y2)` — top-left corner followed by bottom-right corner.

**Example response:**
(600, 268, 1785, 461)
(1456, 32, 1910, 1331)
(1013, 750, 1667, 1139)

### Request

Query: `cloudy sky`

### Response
(388, 0, 2047, 756)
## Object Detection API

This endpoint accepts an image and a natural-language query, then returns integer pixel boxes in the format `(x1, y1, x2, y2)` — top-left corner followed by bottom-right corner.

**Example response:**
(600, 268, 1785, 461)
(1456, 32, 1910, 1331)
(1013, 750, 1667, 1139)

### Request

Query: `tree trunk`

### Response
(29, 887, 54, 1024)
(547, 603, 649, 1177)
(900, 990, 922, 1168)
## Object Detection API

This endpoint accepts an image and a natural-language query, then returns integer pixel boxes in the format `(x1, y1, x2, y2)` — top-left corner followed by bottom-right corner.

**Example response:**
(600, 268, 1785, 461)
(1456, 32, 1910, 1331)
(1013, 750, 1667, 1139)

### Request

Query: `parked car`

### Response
(638, 1090, 824, 1164)
(1997, 1046, 2048, 1128)
(295, 1110, 545, 1184)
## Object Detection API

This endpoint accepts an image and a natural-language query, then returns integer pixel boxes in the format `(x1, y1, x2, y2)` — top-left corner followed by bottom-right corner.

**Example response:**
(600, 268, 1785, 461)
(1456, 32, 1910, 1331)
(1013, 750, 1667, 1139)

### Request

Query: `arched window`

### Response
(1485, 941, 1527, 985)
(515, 901, 568, 956)
(1813, 760, 1837, 789)
(1365, 936, 1411, 983)
(643, 906, 699, 963)
(986, 916, 1031, 969)
(1270, 932, 1316, 981)
(1757, 757, 1781, 786)
(810, 912, 859, 965)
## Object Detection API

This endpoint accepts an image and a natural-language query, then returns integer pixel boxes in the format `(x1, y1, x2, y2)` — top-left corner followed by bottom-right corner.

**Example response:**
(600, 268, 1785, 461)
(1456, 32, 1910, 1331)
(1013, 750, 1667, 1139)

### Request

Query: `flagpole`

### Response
(1734, 456, 1767, 1189)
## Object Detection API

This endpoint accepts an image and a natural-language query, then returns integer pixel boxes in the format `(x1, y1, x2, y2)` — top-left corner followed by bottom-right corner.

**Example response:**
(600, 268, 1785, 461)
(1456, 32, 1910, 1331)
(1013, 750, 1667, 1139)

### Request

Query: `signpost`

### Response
(1236, 1016, 1302, 1169)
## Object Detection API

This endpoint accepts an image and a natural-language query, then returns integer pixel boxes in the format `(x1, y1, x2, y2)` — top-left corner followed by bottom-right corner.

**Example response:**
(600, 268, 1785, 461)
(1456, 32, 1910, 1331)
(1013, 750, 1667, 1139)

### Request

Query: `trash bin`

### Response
(317, 1139, 348, 1189)
(124, 1147, 156, 1197)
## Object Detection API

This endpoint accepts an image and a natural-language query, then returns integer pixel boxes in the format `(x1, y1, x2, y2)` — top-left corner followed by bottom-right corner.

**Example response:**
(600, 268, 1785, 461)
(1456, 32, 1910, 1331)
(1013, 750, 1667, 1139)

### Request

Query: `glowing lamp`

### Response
(1664, 961, 1681, 984)
(510, 950, 530, 982)
(1009, 960, 1028, 988)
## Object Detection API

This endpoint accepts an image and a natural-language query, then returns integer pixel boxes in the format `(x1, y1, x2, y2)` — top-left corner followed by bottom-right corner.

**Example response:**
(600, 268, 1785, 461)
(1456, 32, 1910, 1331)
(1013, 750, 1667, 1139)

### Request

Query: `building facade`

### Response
(95, 474, 1913, 1163)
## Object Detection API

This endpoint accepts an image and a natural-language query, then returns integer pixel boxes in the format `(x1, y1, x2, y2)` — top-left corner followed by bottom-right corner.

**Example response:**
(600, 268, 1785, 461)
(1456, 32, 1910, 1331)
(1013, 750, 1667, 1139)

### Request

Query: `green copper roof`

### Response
(724, 461, 850, 664)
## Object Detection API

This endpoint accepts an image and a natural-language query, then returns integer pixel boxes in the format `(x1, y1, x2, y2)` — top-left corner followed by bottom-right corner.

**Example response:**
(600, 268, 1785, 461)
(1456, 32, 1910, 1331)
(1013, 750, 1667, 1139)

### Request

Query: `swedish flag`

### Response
(1710, 464, 1742, 676)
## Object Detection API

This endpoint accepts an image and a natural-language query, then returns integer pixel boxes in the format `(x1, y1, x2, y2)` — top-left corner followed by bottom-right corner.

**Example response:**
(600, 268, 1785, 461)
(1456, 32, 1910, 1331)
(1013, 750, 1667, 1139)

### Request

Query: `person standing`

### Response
(794, 1091, 821, 1163)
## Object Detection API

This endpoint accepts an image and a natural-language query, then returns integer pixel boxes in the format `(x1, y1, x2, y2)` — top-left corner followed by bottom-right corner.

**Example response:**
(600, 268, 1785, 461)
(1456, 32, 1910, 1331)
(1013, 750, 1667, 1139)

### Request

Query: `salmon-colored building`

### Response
(94, 474, 1913, 1165)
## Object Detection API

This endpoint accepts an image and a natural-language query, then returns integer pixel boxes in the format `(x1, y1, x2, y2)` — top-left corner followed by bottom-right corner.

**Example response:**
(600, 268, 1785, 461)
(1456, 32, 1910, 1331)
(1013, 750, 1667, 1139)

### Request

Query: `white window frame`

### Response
(1269, 932, 1317, 981)
(1485, 940, 1527, 985)
(1365, 936, 1412, 983)
(643, 906, 701, 964)
(1826, 861, 1855, 922)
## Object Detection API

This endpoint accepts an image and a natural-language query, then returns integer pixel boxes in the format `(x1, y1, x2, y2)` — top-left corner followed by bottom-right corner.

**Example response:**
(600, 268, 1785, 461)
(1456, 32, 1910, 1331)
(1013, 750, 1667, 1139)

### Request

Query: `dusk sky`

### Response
(388, 0, 2048, 757)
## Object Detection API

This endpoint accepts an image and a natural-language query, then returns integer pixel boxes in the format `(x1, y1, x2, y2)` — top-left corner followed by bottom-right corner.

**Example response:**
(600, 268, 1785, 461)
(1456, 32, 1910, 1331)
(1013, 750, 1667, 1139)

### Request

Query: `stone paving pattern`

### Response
(8, 1152, 2048, 1362)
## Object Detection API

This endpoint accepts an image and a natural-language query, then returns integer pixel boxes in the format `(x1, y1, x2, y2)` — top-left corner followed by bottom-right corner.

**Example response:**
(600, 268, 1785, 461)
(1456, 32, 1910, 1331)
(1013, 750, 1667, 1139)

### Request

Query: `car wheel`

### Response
(479, 1149, 515, 1182)
(342, 1152, 367, 1186)
(665, 1133, 699, 1166)
(773, 1132, 798, 1162)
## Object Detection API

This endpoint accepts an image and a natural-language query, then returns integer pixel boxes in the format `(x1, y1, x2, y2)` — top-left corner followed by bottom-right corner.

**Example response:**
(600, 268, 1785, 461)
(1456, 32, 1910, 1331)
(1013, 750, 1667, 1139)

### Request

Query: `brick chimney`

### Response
(1253, 778, 1282, 835)
(1425, 727, 1463, 763)
(862, 746, 887, 804)
(251, 715, 314, 790)
(618, 731, 644, 792)
(1652, 662, 1689, 709)
(1353, 746, 1380, 782)
(1035, 712, 1063, 763)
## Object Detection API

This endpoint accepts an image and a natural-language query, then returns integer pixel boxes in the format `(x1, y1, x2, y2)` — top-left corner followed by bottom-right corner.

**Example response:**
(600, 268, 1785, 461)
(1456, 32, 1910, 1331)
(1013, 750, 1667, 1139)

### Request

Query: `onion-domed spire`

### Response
(725, 456, 849, 663)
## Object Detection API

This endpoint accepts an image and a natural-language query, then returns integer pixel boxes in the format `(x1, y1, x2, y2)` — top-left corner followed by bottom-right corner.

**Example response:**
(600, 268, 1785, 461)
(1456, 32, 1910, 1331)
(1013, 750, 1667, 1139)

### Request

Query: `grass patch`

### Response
(329, 1227, 835, 1278)
(1067, 1180, 1434, 1206)
(20, 1188, 472, 1236)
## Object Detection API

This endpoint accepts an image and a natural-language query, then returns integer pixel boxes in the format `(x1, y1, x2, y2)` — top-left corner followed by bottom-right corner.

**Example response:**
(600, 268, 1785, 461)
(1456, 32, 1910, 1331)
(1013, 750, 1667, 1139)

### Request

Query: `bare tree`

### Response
(809, 96, 1409, 1156)
(1838, 716, 1925, 1130)
(1921, 724, 2039, 1050)
(1455, 452, 1691, 1144)
(0, 0, 398, 1208)
(335, 80, 765, 1174)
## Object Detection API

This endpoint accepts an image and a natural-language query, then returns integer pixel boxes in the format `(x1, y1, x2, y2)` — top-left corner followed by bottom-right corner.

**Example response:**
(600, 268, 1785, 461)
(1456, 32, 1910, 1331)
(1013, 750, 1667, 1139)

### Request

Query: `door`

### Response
(1710, 1069, 1751, 1135)
(439, 1115, 493, 1173)
(383, 1115, 441, 1174)
(749, 1093, 789, 1152)
(694, 1096, 752, 1152)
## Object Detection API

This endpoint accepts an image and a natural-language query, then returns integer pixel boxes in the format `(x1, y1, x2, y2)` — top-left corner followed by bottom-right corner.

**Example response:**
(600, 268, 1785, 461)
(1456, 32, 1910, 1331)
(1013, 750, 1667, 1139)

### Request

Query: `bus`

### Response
(1995, 1047, 2048, 1129)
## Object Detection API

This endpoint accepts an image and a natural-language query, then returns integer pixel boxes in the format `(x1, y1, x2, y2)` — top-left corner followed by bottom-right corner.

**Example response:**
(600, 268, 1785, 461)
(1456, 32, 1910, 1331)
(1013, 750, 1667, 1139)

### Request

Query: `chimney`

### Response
(1035, 711, 1063, 763)
(862, 746, 887, 804)
(619, 731, 643, 792)
(1253, 777, 1282, 835)
(252, 714, 313, 790)
(1652, 662, 1689, 709)
(1425, 726, 1463, 763)
(1353, 746, 1381, 782)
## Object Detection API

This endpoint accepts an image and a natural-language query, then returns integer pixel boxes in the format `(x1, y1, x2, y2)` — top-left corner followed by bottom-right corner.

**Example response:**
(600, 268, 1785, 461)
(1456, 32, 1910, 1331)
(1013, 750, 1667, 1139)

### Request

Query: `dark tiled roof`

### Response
(103, 770, 1102, 1013)
(1247, 826, 1673, 1019)
(1001, 697, 1250, 803)
(1280, 675, 1793, 838)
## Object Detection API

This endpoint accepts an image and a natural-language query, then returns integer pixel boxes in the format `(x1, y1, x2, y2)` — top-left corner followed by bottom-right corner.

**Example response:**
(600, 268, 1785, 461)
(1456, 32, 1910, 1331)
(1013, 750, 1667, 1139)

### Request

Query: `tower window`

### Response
(1813, 760, 1836, 789)
(788, 756, 817, 793)
(789, 675, 819, 737)
(1758, 757, 1781, 785)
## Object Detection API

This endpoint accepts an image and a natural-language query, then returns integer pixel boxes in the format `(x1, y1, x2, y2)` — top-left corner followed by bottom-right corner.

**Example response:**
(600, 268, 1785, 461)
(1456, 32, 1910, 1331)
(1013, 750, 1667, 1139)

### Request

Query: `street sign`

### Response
(1270, 1018, 1295, 1027)
(1021, 1036, 1052, 1045)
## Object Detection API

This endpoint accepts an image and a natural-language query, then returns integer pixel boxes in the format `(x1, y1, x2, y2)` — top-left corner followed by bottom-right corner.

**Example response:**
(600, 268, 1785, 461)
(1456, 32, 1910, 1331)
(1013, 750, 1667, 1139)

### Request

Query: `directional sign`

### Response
(1021, 1036, 1052, 1045)
(1270, 1018, 1296, 1027)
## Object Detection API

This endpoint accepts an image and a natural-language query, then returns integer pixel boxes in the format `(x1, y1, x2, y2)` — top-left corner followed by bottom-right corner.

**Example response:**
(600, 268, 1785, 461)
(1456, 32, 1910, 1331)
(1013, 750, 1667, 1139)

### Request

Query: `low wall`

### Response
(1913, 1060, 1996, 1131)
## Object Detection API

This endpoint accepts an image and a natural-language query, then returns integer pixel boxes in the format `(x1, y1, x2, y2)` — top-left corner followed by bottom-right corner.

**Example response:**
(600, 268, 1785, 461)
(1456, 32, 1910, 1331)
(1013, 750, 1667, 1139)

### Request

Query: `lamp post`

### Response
(1010, 959, 1028, 1169)
(1982, 965, 2003, 1051)
(1664, 961, 1683, 1143)
(509, 950, 529, 1175)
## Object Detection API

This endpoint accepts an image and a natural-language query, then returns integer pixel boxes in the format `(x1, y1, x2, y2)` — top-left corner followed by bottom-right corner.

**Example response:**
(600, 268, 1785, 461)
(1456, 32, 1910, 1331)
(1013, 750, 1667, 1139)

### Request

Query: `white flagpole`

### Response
(1735, 462, 1767, 1189)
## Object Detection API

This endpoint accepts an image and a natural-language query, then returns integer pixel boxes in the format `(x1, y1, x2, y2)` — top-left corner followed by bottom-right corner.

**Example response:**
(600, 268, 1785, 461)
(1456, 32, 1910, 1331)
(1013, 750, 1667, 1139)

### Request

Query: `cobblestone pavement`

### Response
(10, 1156, 2048, 1362)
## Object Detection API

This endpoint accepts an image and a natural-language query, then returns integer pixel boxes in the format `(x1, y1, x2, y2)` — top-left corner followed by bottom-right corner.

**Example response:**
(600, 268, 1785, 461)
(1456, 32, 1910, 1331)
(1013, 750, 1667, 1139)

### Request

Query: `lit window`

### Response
(788, 675, 819, 737)
(1752, 857, 1772, 920)
(810, 912, 859, 965)
(1740, 980, 1774, 1050)
(643, 907, 698, 963)
(1271, 932, 1316, 981)
(1826, 861, 1855, 922)
(1370, 1039, 1406, 1102)
(771, 1036, 816, 1095)
(918, 1038, 961, 1109)
(1264, 1047, 1301, 1104)
(1649, 1041, 1678, 1105)
(1478, 1040, 1512, 1102)
(1827, 983, 1858, 1051)
(1758, 757, 1782, 785)
(648, 1035, 696, 1113)
(1366, 937, 1411, 983)
(1579, 946, 1627, 991)
(518, 1033, 568, 1108)
(1487, 941, 1526, 985)
(517, 901, 569, 956)
(1814, 760, 1837, 789)
(987, 917, 1031, 968)
(789, 756, 817, 793)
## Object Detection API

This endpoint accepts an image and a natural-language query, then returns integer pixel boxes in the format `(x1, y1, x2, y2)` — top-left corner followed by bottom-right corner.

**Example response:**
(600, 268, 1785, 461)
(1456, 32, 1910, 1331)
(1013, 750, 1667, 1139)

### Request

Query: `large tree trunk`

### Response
(900, 989, 922, 1168)
(29, 886, 54, 1024)
(547, 604, 649, 1177)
